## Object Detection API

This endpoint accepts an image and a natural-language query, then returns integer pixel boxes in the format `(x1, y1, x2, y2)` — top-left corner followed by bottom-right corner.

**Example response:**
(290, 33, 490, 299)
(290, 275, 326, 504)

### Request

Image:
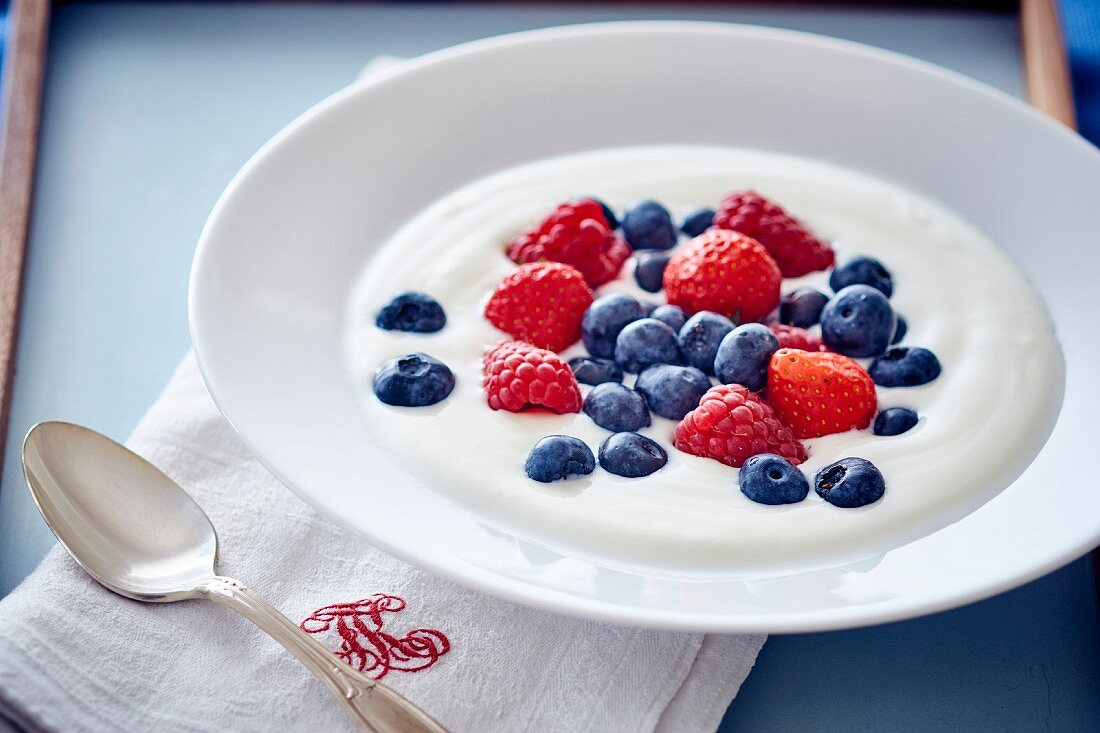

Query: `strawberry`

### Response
(506, 199, 631, 287)
(663, 229, 781, 322)
(767, 348, 876, 439)
(674, 384, 806, 467)
(713, 191, 834, 277)
(484, 262, 594, 352)
(482, 340, 582, 413)
(769, 323, 826, 352)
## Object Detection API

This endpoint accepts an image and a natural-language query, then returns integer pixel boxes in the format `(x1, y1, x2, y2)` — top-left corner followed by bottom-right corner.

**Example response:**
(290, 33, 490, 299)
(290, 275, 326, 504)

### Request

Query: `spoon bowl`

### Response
(23, 421, 217, 601)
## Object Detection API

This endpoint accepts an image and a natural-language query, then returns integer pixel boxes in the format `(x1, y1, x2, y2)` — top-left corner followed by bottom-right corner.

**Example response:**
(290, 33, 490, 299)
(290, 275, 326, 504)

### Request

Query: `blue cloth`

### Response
(1063, 0, 1100, 143)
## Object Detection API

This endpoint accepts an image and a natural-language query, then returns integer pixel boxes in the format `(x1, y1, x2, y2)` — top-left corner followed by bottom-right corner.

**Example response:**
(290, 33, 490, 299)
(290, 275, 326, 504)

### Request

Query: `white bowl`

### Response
(190, 22, 1100, 632)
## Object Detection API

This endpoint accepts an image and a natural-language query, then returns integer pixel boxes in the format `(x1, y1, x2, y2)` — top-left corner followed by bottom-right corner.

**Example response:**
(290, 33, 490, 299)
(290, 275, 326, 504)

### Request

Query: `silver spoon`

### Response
(22, 421, 447, 733)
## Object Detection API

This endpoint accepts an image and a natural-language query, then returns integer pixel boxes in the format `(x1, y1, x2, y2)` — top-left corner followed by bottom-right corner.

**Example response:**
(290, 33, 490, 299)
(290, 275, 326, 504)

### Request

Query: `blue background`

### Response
(0, 3, 1097, 731)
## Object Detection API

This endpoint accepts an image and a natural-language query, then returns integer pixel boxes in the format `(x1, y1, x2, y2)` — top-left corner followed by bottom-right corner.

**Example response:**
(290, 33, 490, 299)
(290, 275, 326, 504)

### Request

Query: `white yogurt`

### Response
(346, 146, 1063, 574)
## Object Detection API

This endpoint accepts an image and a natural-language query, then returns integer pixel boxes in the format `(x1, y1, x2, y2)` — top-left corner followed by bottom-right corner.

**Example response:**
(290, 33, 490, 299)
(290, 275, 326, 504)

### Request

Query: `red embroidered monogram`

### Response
(300, 594, 450, 679)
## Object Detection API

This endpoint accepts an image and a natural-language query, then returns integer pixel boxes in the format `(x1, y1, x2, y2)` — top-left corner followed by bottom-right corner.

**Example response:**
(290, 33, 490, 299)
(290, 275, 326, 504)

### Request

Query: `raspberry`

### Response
(674, 384, 806, 467)
(507, 199, 631, 287)
(767, 348, 877, 439)
(484, 262, 594, 352)
(769, 323, 826, 352)
(714, 192, 834, 277)
(482, 340, 582, 413)
(663, 229, 781, 322)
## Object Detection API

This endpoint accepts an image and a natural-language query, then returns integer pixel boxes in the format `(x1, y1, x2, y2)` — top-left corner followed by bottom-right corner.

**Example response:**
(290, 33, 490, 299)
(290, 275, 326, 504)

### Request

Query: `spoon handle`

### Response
(202, 576, 448, 733)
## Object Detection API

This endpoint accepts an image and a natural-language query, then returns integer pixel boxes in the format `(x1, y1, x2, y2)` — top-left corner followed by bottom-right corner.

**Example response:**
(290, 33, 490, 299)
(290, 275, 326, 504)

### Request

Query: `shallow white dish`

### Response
(190, 22, 1100, 632)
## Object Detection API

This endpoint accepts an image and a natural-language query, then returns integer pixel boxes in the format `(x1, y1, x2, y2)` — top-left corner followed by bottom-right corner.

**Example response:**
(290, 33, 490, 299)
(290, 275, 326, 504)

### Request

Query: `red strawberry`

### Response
(484, 262, 594, 352)
(507, 199, 631, 287)
(767, 348, 876, 439)
(714, 191, 834, 277)
(482, 340, 582, 413)
(769, 323, 826, 352)
(674, 384, 806, 467)
(663, 229, 781, 322)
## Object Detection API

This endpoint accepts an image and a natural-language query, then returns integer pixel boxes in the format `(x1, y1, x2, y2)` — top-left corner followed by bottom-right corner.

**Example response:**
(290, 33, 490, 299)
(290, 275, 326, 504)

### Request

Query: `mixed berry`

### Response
(598, 432, 668, 478)
(868, 347, 942, 387)
(375, 291, 447, 333)
(582, 293, 647, 359)
(371, 191, 945, 511)
(739, 453, 810, 506)
(830, 255, 894, 297)
(873, 407, 920, 437)
(649, 304, 686, 332)
(714, 191, 835, 277)
(767, 323, 825, 352)
(568, 356, 623, 386)
(767, 349, 877, 439)
(663, 229, 781, 322)
(814, 458, 886, 508)
(713, 323, 778, 392)
(373, 354, 455, 407)
(484, 262, 593, 352)
(635, 364, 711, 421)
(621, 200, 678, 251)
(675, 384, 806, 468)
(505, 199, 629, 287)
(583, 383, 651, 433)
(778, 287, 828, 329)
(614, 318, 681, 373)
(632, 250, 672, 293)
(525, 435, 595, 483)
(678, 311, 735, 374)
(820, 284, 896, 357)
(482, 340, 582, 414)
(679, 207, 716, 238)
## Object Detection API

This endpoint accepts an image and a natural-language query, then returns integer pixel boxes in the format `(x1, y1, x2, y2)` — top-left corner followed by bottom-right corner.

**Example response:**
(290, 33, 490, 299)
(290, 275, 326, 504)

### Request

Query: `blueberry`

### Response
(621, 200, 677, 250)
(680, 207, 715, 237)
(641, 301, 660, 316)
(891, 315, 908, 344)
(830, 256, 894, 297)
(713, 323, 779, 391)
(868, 347, 942, 387)
(568, 357, 623, 386)
(814, 457, 885, 508)
(634, 364, 711, 420)
(739, 454, 809, 505)
(873, 407, 919, 436)
(614, 318, 682, 373)
(651, 305, 686, 332)
(598, 432, 668, 478)
(779, 288, 829, 328)
(678, 311, 735, 374)
(582, 293, 646, 359)
(375, 291, 446, 333)
(592, 198, 619, 229)
(820, 285, 895, 357)
(373, 353, 455, 406)
(583, 383, 651, 432)
(633, 250, 671, 293)
(524, 436, 596, 483)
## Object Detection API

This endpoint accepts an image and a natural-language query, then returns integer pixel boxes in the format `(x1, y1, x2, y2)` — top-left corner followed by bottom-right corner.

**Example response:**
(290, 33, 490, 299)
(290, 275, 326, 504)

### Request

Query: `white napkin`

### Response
(0, 354, 764, 732)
